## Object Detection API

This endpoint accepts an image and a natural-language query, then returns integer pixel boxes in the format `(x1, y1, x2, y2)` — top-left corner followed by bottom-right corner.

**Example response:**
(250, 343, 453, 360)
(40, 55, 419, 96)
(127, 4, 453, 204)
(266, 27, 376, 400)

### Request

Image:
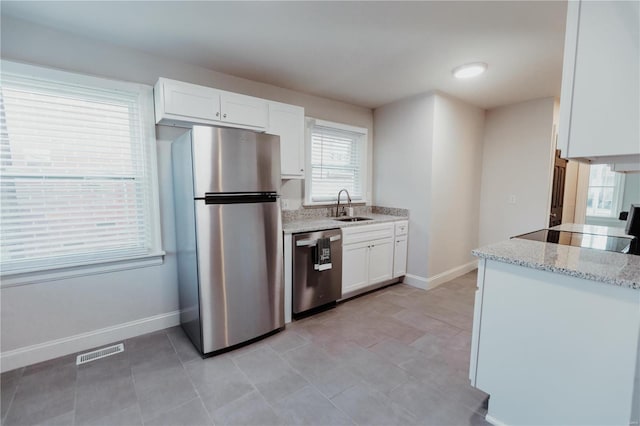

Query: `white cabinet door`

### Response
(342, 241, 369, 295)
(368, 239, 393, 284)
(393, 235, 408, 278)
(559, 0, 640, 159)
(220, 92, 268, 130)
(161, 79, 221, 122)
(268, 102, 305, 178)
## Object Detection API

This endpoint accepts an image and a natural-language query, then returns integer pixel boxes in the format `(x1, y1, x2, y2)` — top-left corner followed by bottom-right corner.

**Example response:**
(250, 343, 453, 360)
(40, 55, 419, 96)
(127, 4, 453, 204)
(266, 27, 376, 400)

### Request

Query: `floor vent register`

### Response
(76, 343, 124, 365)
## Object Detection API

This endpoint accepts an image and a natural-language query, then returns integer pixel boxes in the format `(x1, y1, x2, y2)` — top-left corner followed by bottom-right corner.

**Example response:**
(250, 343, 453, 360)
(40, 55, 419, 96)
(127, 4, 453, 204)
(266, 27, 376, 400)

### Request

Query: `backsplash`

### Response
(282, 205, 408, 221)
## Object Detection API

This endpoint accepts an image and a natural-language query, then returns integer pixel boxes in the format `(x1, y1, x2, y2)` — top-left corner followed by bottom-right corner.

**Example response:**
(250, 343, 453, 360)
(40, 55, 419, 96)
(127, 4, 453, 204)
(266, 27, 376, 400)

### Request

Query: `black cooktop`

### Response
(514, 230, 638, 255)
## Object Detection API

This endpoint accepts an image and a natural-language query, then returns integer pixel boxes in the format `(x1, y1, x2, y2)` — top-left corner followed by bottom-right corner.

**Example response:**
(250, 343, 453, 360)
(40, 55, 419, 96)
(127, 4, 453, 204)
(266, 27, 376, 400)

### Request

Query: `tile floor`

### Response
(1, 271, 489, 426)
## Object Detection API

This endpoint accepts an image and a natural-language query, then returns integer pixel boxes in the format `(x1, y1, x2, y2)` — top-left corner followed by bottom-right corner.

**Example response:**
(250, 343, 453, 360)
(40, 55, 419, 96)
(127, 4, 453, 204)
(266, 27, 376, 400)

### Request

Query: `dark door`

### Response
(549, 149, 568, 227)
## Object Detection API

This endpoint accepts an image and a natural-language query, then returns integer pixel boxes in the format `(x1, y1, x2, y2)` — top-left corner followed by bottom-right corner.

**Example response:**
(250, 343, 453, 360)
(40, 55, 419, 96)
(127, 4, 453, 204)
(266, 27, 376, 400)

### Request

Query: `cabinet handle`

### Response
(216, 112, 220, 117)
(300, 168, 304, 172)
(223, 113, 227, 119)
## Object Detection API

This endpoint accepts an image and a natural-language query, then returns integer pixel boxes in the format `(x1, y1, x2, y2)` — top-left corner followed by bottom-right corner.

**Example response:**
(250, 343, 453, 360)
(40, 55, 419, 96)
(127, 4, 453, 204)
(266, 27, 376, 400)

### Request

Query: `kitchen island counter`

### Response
(470, 224, 640, 425)
(472, 237, 640, 289)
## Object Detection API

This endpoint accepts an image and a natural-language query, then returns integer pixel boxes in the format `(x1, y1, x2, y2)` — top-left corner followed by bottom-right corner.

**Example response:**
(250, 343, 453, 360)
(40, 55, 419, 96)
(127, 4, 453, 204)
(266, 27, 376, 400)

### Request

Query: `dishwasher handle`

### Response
(296, 235, 341, 247)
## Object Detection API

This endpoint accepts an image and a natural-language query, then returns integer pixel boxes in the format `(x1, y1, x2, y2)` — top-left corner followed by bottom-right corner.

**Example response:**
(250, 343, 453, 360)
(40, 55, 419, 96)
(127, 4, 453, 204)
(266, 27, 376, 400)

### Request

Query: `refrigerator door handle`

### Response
(203, 193, 279, 204)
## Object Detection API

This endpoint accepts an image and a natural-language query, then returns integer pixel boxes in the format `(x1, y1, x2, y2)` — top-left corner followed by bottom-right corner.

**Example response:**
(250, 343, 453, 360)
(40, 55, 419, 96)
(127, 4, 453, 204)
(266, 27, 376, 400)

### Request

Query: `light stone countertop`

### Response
(472, 225, 640, 289)
(283, 213, 408, 234)
(551, 223, 633, 238)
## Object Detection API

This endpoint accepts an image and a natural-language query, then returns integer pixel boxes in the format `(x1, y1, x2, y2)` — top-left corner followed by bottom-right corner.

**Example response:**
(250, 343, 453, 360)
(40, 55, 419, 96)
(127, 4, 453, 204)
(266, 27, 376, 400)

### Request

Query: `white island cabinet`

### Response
(470, 235, 640, 425)
(558, 0, 640, 164)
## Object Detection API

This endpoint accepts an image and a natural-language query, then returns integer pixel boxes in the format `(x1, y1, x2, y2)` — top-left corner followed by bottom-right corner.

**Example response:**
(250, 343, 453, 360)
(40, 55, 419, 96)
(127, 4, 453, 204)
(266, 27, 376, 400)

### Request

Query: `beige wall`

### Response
(562, 160, 580, 224)
(373, 94, 435, 281)
(478, 97, 556, 246)
(373, 93, 485, 286)
(430, 95, 485, 277)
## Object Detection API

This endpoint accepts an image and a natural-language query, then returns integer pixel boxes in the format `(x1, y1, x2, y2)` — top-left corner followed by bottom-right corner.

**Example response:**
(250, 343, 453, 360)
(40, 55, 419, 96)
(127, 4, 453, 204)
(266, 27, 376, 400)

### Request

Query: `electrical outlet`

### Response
(281, 199, 291, 210)
(508, 195, 517, 205)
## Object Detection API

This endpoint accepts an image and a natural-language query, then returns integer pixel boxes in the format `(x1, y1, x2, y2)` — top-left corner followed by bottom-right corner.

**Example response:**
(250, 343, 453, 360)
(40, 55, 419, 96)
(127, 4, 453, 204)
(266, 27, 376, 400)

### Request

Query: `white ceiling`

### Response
(1, 1, 567, 109)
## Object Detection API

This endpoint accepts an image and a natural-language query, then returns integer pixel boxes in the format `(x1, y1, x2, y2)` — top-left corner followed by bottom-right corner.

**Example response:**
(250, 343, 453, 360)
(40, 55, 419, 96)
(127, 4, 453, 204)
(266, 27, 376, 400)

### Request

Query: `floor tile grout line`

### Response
(71, 363, 78, 426)
(1, 368, 23, 426)
(126, 339, 147, 426)
(178, 351, 216, 426)
(277, 345, 359, 423)
(141, 396, 205, 426)
(228, 354, 283, 423)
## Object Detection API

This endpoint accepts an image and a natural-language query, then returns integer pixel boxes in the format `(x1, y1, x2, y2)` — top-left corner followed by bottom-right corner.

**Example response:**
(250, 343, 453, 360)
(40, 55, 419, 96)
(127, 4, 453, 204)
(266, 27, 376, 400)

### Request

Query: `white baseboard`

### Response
(402, 273, 430, 289)
(403, 260, 478, 291)
(0, 310, 181, 373)
(485, 414, 508, 426)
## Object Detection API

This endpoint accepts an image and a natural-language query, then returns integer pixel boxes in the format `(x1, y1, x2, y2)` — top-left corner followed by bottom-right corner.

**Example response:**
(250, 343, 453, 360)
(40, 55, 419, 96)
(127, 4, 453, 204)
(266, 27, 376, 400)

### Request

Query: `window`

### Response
(586, 164, 625, 218)
(0, 61, 162, 276)
(304, 118, 368, 205)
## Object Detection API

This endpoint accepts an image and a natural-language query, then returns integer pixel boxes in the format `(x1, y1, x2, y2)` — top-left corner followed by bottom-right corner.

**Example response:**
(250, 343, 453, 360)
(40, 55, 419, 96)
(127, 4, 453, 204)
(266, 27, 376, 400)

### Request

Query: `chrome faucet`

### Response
(335, 189, 352, 217)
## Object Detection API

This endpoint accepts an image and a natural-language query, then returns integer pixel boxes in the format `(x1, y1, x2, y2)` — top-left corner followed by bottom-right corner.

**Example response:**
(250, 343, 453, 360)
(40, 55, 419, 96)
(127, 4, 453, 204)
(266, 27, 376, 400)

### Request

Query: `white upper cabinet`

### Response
(268, 101, 305, 179)
(162, 79, 220, 121)
(558, 1, 640, 162)
(154, 78, 306, 177)
(220, 92, 268, 129)
(154, 78, 267, 130)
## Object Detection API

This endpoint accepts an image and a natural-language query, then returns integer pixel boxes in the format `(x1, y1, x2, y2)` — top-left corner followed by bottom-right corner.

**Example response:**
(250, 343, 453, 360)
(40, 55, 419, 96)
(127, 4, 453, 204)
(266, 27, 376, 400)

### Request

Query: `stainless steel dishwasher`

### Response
(292, 229, 342, 315)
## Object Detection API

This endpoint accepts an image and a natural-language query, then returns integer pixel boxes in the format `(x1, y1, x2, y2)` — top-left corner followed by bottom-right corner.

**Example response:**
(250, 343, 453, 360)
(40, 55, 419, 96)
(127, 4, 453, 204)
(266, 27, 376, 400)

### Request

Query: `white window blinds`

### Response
(0, 63, 161, 275)
(307, 120, 367, 203)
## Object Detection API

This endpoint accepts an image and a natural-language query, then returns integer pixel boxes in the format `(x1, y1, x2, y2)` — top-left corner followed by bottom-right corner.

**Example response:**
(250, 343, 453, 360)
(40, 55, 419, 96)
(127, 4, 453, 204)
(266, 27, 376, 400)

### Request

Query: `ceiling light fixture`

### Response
(452, 62, 488, 79)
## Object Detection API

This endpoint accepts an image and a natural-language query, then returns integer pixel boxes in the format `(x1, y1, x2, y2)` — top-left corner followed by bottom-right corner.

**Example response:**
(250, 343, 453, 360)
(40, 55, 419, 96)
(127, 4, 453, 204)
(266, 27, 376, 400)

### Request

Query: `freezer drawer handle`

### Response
(296, 235, 341, 247)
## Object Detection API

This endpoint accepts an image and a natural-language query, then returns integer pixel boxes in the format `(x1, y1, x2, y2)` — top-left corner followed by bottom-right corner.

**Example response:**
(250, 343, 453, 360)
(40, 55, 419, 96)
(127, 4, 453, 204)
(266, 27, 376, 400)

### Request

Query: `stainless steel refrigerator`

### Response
(172, 125, 284, 356)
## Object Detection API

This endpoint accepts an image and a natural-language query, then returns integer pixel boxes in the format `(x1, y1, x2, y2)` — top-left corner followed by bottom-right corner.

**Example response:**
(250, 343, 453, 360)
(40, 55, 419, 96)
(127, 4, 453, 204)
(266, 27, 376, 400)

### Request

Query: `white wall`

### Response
(478, 97, 556, 246)
(430, 95, 485, 277)
(622, 173, 640, 212)
(0, 16, 373, 369)
(373, 94, 435, 281)
(373, 93, 485, 287)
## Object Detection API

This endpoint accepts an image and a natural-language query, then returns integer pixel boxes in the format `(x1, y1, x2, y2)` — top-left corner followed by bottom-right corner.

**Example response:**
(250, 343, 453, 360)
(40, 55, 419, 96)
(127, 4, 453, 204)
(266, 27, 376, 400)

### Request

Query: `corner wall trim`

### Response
(0, 310, 181, 373)
(484, 414, 508, 426)
(403, 260, 479, 291)
(402, 273, 430, 289)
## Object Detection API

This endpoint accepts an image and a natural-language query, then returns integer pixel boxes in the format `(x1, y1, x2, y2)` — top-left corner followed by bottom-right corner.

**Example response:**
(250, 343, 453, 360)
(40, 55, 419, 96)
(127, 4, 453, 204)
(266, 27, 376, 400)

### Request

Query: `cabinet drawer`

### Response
(395, 221, 408, 236)
(342, 222, 394, 245)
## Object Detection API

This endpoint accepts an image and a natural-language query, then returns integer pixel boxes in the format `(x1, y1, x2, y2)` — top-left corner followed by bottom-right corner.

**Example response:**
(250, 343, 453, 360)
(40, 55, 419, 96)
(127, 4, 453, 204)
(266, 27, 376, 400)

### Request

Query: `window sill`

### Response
(0, 252, 166, 288)
(302, 201, 369, 208)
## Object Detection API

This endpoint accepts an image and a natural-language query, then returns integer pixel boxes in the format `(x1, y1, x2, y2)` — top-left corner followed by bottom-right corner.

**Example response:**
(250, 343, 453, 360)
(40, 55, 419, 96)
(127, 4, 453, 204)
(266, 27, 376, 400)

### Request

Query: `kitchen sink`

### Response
(333, 216, 373, 222)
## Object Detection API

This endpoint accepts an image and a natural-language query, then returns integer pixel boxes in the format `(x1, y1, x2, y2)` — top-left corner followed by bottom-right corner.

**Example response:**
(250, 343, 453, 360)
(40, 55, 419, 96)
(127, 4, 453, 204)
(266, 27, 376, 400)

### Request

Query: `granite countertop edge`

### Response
(283, 213, 408, 234)
(472, 239, 640, 290)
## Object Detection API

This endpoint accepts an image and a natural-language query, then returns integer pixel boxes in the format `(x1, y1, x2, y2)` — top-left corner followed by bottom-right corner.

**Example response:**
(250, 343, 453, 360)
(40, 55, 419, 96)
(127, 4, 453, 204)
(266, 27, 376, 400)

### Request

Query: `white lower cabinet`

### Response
(368, 239, 394, 283)
(393, 235, 408, 277)
(393, 220, 408, 278)
(341, 222, 395, 297)
(342, 241, 370, 292)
